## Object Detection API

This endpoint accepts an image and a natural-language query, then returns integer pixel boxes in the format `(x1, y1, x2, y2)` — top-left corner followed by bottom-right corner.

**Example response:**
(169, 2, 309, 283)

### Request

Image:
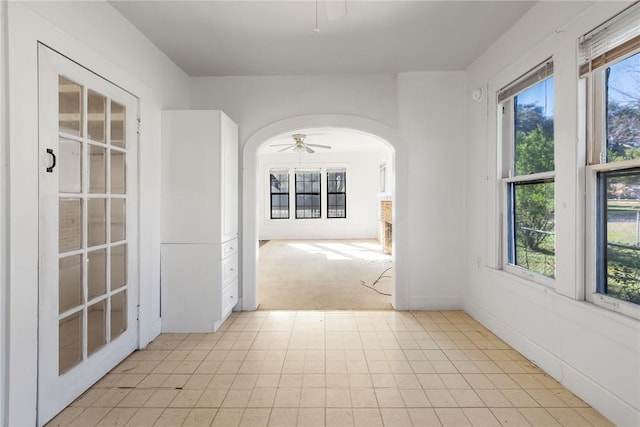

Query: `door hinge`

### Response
(137, 118, 141, 135)
(137, 305, 141, 320)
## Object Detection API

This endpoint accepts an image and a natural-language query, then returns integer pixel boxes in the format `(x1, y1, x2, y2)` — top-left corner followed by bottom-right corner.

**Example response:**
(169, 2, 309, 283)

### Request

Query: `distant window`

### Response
(270, 170, 289, 219)
(581, 2, 640, 316)
(327, 169, 346, 218)
(499, 60, 555, 281)
(295, 171, 321, 219)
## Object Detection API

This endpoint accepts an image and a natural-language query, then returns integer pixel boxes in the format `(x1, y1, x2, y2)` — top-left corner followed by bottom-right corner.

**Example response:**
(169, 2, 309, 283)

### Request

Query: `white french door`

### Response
(37, 45, 139, 426)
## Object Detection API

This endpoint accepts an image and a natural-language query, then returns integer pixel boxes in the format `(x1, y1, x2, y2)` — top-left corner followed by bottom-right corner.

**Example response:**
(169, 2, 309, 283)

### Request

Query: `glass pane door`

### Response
(38, 45, 138, 427)
(58, 79, 130, 374)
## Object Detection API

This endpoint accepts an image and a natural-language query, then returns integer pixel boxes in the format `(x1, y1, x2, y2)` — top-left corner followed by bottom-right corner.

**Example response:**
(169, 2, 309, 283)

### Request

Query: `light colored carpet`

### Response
(258, 239, 393, 310)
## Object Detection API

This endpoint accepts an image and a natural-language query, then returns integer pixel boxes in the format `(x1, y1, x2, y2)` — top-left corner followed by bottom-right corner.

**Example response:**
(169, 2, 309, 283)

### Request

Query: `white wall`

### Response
(398, 72, 467, 310)
(191, 73, 467, 312)
(190, 74, 399, 143)
(4, 2, 189, 425)
(0, 1, 7, 424)
(464, 2, 640, 425)
(259, 151, 384, 240)
(190, 75, 407, 310)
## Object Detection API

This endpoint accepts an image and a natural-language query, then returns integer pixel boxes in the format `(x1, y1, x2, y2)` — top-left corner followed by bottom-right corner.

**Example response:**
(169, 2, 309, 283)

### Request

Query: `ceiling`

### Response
(110, 0, 536, 77)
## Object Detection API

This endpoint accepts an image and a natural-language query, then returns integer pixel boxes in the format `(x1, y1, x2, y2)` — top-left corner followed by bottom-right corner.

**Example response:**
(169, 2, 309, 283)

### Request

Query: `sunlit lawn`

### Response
(606, 203, 640, 304)
(607, 244, 640, 304)
(515, 235, 555, 278)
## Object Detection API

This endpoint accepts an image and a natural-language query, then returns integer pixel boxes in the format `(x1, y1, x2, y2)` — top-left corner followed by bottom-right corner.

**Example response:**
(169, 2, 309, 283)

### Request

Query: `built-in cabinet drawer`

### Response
(222, 252, 238, 283)
(222, 279, 238, 313)
(222, 239, 238, 258)
(220, 238, 239, 317)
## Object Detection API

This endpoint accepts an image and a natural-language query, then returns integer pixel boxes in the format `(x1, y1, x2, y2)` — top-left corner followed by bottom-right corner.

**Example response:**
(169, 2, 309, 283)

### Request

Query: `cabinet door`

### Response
(161, 111, 219, 244)
(160, 244, 219, 332)
(220, 113, 238, 242)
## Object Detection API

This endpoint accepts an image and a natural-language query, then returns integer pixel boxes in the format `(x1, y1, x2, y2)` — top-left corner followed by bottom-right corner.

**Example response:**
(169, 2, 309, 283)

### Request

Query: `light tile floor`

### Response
(47, 310, 614, 427)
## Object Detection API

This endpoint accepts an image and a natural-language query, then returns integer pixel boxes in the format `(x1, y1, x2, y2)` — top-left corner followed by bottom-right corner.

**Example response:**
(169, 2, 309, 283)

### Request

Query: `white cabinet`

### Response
(161, 110, 238, 244)
(160, 110, 239, 332)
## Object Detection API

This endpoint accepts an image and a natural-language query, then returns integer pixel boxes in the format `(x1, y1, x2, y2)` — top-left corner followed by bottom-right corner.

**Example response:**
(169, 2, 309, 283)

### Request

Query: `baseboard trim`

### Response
(408, 296, 463, 311)
(465, 302, 640, 426)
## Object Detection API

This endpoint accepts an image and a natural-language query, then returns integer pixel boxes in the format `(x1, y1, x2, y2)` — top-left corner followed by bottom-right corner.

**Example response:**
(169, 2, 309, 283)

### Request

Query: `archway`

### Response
(242, 115, 408, 311)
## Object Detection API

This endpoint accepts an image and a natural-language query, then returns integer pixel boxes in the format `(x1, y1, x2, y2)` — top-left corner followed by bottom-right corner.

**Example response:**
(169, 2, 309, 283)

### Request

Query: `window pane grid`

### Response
(295, 172, 321, 219)
(270, 172, 289, 219)
(327, 171, 346, 218)
(501, 66, 556, 280)
(57, 74, 130, 374)
(509, 181, 555, 278)
(597, 169, 640, 305)
(605, 52, 640, 163)
(586, 44, 640, 309)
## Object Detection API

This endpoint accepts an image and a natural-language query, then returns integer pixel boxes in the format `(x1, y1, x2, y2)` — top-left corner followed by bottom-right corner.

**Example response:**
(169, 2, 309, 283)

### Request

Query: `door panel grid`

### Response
(57, 76, 129, 373)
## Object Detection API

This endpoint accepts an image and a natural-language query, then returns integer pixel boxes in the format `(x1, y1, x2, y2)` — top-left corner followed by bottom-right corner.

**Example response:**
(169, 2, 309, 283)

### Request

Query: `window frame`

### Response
(294, 170, 321, 219)
(583, 49, 640, 319)
(498, 59, 557, 286)
(585, 164, 640, 320)
(326, 169, 346, 219)
(269, 170, 290, 220)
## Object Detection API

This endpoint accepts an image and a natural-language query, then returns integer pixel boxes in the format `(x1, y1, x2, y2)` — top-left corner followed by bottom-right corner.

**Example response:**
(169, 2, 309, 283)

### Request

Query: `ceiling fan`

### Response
(269, 133, 331, 154)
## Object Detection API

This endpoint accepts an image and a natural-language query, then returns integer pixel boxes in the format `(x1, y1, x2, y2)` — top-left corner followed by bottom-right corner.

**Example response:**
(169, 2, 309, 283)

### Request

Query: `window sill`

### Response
(504, 263, 556, 289)
(588, 293, 640, 321)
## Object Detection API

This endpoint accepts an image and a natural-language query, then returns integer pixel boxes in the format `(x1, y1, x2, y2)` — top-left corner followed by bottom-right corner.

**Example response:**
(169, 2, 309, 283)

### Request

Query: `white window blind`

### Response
(579, 2, 640, 77)
(497, 60, 553, 103)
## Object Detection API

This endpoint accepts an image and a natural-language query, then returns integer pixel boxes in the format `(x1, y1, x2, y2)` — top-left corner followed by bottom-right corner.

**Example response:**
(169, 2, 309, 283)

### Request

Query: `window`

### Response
(379, 163, 386, 193)
(581, 3, 640, 315)
(499, 60, 555, 280)
(327, 169, 346, 218)
(270, 170, 289, 219)
(295, 170, 321, 219)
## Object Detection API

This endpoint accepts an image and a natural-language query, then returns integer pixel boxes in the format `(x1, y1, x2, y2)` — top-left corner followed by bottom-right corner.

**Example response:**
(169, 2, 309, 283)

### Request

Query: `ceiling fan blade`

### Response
(306, 143, 332, 149)
(279, 146, 295, 152)
(269, 143, 294, 147)
(305, 146, 315, 154)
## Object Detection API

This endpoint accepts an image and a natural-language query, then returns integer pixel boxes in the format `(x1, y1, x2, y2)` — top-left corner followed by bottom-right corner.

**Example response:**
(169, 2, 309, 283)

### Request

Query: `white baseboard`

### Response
(465, 303, 640, 427)
(408, 296, 463, 311)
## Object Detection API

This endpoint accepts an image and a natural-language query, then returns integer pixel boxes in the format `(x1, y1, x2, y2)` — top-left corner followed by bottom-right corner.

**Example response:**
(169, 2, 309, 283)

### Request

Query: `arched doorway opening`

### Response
(242, 115, 408, 311)
(258, 128, 393, 309)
